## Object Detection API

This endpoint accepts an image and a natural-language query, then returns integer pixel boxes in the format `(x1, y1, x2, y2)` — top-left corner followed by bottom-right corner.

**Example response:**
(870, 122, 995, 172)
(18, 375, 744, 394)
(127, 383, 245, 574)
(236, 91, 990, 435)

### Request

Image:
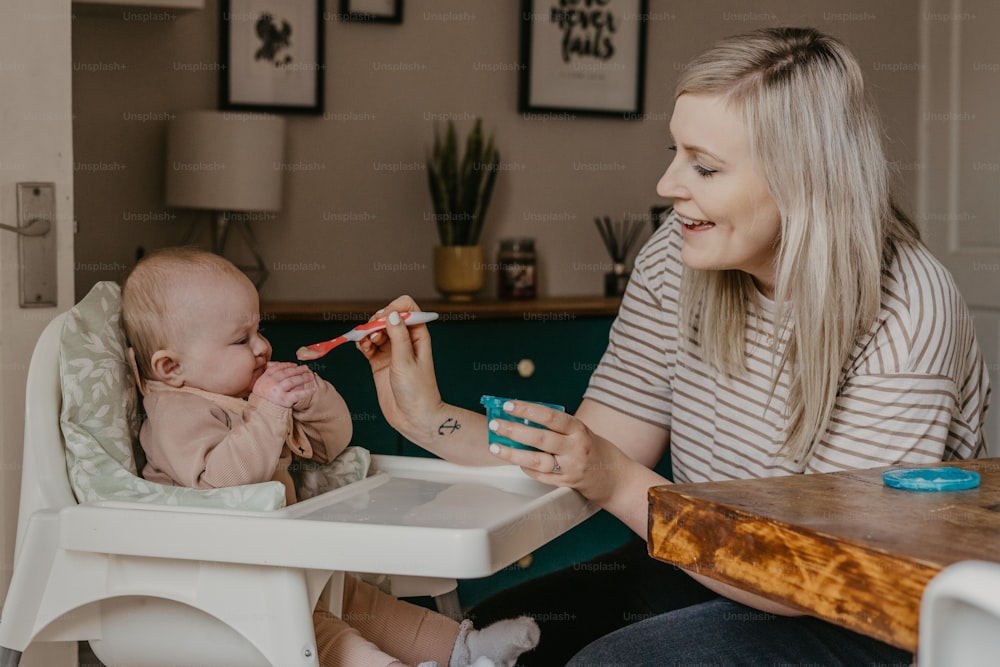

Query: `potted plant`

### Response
(426, 118, 500, 301)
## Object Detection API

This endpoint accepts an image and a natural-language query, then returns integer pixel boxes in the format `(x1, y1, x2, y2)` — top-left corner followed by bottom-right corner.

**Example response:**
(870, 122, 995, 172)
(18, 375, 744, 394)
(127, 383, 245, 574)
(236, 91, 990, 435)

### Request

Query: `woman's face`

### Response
(657, 93, 782, 298)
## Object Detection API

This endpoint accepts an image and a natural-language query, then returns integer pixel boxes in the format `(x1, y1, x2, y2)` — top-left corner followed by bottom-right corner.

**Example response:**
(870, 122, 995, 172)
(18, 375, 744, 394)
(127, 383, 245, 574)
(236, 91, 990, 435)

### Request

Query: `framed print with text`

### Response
(220, 0, 324, 114)
(339, 0, 403, 23)
(519, 0, 648, 118)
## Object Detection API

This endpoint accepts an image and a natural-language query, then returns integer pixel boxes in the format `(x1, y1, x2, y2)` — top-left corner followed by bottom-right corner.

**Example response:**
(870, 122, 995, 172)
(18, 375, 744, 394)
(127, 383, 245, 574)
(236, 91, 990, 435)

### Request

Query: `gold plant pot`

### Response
(434, 245, 485, 302)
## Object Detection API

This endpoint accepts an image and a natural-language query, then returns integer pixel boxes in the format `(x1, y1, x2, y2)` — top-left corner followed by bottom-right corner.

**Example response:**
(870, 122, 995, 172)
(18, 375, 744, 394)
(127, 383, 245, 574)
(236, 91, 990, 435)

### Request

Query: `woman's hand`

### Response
(356, 296, 516, 466)
(485, 400, 632, 507)
(356, 295, 445, 443)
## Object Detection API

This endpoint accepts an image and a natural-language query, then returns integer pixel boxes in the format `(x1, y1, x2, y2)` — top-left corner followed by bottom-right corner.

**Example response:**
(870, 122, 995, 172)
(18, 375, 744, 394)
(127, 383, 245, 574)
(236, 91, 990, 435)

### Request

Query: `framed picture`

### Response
(519, 0, 648, 118)
(338, 0, 403, 23)
(220, 0, 324, 114)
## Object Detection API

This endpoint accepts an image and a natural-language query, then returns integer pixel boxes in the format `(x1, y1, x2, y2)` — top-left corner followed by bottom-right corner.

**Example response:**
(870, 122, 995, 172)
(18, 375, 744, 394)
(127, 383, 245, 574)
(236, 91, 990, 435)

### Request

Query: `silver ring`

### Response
(551, 457, 561, 474)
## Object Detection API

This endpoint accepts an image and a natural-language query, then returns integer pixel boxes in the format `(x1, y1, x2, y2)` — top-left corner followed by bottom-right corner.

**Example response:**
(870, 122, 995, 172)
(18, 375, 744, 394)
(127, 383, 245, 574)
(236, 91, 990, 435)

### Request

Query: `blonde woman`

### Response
(361, 27, 989, 666)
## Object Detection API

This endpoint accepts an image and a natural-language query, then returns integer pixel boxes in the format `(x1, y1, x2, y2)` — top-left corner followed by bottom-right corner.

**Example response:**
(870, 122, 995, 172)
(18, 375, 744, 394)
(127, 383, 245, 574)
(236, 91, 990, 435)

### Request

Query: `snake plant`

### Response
(426, 118, 500, 246)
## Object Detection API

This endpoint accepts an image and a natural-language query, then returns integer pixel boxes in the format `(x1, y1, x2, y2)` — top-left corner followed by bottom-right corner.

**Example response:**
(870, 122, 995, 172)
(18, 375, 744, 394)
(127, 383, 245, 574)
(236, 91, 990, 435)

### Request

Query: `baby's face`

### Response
(167, 274, 271, 398)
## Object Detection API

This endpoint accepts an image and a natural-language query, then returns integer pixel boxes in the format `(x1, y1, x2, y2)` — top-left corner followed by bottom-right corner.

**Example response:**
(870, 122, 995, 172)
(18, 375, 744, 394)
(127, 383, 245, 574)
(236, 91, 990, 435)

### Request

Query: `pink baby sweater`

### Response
(139, 377, 352, 504)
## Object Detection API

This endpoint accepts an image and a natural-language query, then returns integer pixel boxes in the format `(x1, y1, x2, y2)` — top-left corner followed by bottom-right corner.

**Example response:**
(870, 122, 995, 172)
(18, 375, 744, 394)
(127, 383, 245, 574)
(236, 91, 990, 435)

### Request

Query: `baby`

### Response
(121, 247, 539, 667)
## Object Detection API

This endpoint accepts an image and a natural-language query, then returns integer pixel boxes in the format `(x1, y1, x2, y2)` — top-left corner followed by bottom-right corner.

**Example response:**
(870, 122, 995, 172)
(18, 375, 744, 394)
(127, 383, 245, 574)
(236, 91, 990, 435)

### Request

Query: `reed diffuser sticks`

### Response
(593, 216, 644, 265)
(594, 215, 645, 297)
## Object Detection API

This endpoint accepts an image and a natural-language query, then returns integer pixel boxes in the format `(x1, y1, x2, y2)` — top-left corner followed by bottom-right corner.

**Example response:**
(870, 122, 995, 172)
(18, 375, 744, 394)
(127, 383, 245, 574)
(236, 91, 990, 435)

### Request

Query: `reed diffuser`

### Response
(594, 215, 644, 297)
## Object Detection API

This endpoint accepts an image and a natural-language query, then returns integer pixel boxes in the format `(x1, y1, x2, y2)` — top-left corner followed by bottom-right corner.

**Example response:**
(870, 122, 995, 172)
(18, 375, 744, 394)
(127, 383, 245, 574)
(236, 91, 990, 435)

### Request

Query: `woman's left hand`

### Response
(486, 399, 629, 507)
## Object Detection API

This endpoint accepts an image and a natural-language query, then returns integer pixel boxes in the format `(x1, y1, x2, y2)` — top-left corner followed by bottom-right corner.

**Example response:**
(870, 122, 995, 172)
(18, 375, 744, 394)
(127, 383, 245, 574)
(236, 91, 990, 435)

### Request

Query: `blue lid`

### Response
(882, 467, 981, 492)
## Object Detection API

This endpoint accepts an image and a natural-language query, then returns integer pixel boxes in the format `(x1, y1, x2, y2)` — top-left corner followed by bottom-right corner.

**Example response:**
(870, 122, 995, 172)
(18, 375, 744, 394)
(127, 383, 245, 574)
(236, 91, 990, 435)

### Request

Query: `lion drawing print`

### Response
(254, 12, 293, 67)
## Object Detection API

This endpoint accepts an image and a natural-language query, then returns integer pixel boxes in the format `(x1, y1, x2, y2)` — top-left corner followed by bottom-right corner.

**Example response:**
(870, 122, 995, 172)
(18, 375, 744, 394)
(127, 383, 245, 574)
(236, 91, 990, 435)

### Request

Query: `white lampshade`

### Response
(165, 111, 285, 212)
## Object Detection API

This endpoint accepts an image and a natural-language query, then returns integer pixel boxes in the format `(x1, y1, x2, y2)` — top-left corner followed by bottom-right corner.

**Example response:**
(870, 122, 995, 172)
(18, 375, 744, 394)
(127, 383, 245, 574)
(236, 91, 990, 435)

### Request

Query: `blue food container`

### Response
(480, 395, 565, 451)
(882, 467, 981, 491)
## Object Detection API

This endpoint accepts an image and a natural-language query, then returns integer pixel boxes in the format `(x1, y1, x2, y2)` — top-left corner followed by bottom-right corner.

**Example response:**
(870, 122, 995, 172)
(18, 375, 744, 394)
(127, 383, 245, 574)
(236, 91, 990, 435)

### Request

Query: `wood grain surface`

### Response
(648, 459, 1000, 651)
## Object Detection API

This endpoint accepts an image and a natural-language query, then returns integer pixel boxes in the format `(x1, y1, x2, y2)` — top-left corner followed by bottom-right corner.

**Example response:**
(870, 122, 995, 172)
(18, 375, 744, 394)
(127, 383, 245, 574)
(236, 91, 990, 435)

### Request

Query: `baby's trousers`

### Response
(313, 574, 460, 667)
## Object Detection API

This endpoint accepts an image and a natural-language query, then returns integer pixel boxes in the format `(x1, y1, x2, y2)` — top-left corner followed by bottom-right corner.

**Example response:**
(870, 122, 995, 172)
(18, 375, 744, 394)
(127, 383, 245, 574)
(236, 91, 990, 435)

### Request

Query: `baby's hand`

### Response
(291, 371, 319, 411)
(252, 362, 316, 409)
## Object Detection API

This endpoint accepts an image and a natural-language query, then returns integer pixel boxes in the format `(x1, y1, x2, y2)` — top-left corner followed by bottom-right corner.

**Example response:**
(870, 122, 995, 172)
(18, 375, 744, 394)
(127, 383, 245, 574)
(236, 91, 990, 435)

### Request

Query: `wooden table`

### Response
(648, 458, 1000, 652)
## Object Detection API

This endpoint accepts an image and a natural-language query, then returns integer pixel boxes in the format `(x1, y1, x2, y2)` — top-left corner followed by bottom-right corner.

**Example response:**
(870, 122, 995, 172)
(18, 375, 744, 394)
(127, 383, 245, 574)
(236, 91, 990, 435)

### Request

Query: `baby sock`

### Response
(448, 617, 540, 667)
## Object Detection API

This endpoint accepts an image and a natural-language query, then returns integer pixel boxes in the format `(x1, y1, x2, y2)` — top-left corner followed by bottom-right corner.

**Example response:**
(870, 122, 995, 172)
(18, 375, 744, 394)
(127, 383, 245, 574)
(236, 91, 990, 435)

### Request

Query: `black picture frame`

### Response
(220, 0, 324, 114)
(338, 0, 403, 24)
(519, 0, 648, 119)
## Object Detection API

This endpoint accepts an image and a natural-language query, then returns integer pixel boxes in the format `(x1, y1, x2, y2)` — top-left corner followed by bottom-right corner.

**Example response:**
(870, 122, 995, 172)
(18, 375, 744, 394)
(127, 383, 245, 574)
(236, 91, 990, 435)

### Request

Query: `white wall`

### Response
(919, 0, 1000, 454)
(0, 0, 76, 657)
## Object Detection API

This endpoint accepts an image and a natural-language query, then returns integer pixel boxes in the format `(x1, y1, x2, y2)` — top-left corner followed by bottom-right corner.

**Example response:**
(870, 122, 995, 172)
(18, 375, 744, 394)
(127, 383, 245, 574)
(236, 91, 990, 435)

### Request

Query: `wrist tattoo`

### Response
(437, 417, 462, 435)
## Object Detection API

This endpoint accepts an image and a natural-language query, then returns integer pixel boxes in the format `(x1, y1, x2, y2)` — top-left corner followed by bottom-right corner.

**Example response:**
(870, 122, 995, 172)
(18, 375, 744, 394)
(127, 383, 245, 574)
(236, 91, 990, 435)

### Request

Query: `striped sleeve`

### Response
(583, 222, 682, 428)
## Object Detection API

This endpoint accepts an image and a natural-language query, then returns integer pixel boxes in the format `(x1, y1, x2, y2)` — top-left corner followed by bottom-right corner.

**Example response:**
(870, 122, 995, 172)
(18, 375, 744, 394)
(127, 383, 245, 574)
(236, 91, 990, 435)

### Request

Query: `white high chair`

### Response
(918, 560, 1000, 666)
(0, 296, 597, 666)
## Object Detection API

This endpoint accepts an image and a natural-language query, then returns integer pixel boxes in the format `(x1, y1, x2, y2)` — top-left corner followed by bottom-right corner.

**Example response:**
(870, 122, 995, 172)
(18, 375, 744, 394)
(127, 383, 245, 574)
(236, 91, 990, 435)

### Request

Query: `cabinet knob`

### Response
(517, 358, 535, 378)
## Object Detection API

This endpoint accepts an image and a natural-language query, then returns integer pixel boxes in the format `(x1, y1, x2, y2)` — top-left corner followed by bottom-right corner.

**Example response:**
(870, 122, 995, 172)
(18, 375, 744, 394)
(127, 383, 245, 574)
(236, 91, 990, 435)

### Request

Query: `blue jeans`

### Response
(566, 597, 913, 667)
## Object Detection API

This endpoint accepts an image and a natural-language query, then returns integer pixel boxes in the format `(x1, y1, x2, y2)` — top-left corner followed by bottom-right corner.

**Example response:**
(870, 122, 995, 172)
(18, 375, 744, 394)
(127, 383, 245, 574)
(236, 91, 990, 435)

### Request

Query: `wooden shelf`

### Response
(73, 0, 204, 12)
(261, 296, 622, 322)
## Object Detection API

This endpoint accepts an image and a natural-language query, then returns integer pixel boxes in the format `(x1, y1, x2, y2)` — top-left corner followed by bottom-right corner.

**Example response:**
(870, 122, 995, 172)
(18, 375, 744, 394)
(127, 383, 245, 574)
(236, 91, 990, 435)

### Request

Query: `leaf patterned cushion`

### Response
(60, 281, 369, 510)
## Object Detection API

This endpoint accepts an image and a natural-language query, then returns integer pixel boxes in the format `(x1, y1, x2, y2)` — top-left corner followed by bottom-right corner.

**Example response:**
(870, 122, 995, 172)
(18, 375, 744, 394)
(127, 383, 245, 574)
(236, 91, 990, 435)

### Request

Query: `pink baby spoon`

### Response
(296, 311, 439, 360)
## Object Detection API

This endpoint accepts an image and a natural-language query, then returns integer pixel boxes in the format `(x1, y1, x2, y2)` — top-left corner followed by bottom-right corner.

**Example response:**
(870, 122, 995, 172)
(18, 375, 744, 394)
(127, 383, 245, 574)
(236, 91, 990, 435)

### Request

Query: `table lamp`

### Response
(165, 110, 285, 287)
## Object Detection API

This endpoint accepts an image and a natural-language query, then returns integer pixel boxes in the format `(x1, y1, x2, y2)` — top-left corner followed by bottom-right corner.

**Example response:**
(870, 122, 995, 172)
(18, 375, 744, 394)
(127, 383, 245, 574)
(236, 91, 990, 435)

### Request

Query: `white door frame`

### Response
(0, 1, 75, 664)
(919, 0, 1000, 454)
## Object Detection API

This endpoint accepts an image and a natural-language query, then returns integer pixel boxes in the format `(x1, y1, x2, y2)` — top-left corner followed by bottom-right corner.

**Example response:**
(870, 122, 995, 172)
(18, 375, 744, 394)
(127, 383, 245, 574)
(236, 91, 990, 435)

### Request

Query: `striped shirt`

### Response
(585, 219, 991, 483)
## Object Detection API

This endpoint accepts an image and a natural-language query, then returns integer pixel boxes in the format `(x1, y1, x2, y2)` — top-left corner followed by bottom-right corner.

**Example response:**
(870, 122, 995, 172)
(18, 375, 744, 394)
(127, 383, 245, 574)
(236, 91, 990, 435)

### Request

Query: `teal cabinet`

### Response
(262, 299, 640, 609)
(263, 301, 620, 458)
(400, 315, 617, 457)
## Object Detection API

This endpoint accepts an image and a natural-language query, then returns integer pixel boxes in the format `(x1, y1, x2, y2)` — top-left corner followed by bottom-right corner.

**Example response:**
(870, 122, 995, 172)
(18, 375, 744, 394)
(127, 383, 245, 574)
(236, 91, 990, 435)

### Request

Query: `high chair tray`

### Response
(62, 455, 598, 580)
(282, 455, 598, 578)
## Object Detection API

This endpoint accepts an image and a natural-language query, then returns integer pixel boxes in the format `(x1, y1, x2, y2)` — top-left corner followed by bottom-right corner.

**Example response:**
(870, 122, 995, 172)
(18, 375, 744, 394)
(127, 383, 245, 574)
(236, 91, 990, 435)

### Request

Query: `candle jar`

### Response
(604, 262, 629, 297)
(498, 238, 537, 300)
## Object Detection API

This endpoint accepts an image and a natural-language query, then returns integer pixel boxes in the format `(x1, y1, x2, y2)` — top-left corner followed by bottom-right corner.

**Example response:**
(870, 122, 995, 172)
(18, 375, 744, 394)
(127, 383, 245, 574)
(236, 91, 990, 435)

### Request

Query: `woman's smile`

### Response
(676, 211, 717, 233)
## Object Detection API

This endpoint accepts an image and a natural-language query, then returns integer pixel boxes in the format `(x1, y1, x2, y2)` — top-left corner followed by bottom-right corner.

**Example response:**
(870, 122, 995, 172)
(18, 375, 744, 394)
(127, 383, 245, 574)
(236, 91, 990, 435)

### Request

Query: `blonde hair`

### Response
(121, 247, 249, 380)
(675, 27, 920, 464)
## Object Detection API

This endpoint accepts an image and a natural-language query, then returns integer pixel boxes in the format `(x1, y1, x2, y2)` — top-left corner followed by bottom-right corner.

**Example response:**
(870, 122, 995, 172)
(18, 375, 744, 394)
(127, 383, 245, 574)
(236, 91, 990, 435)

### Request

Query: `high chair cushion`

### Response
(292, 445, 372, 501)
(60, 281, 370, 510)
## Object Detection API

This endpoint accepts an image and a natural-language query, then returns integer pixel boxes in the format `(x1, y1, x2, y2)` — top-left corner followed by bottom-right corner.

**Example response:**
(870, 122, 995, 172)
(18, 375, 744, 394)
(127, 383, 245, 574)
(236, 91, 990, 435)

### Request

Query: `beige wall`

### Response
(72, 0, 920, 302)
(2, 9, 76, 666)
